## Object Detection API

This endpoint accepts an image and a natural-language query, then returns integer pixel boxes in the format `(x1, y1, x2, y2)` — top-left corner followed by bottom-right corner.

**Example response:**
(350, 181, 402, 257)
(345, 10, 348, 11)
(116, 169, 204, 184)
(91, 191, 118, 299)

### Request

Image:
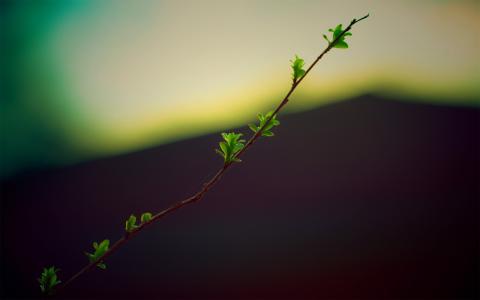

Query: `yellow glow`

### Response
(43, 0, 479, 156)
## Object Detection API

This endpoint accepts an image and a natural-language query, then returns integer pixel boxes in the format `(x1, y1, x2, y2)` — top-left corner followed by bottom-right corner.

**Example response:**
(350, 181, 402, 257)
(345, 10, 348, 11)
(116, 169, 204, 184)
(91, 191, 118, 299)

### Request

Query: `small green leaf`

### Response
(221, 132, 228, 140)
(215, 149, 224, 158)
(333, 24, 342, 34)
(219, 141, 228, 155)
(85, 239, 110, 270)
(263, 122, 274, 131)
(290, 54, 305, 82)
(233, 143, 244, 153)
(98, 239, 110, 251)
(97, 262, 107, 270)
(262, 131, 274, 137)
(141, 212, 152, 223)
(250, 111, 280, 138)
(38, 266, 61, 295)
(335, 40, 349, 48)
(323, 34, 330, 43)
(215, 132, 245, 164)
(324, 23, 352, 49)
(125, 214, 137, 233)
(85, 252, 94, 261)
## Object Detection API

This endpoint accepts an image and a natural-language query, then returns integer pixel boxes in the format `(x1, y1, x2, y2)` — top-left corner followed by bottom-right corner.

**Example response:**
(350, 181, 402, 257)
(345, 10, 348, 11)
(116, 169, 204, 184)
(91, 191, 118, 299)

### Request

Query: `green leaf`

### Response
(85, 239, 110, 270)
(263, 123, 274, 131)
(262, 131, 274, 137)
(324, 23, 352, 49)
(96, 262, 107, 270)
(215, 149, 224, 158)
(38, 266, 61, 295)
(248, 123, 258, 133)
(323, 34, 330, 43)
(333, 24, 342, 36)
(290, 54, 305, 82)
(85, 252, 93, 259)
(335, 40, 349, 48)
(233, 143, 244, 153)
(215, 132, 245, 164)
(219, 141, 228, 155)
(125, 214, 137, 233)
(250, 111, 280, 138)
(97, 262, 107, 270)
(98, 239, 110, 251)
(85, 252, 94, 261)
(141, 212, 152, 223)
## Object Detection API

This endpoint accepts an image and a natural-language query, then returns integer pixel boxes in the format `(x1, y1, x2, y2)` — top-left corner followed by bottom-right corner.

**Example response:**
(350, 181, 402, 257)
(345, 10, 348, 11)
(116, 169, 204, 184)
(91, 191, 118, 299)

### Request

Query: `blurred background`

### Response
(1, 0, 479, 299)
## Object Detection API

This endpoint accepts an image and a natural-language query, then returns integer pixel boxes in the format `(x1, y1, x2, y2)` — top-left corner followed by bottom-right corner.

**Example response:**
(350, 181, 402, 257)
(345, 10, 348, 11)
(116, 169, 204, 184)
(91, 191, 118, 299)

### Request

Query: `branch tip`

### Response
(353, 13, 370, 24)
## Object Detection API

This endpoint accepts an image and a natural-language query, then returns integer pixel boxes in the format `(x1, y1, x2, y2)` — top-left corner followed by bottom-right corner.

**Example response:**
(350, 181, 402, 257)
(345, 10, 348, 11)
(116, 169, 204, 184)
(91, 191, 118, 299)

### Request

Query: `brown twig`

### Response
(59, 13, 369, 293)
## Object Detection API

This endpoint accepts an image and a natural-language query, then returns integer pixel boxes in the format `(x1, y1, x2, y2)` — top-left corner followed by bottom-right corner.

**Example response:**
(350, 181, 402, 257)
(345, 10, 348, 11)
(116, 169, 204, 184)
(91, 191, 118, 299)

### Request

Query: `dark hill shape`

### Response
(1, 95, 479, 299)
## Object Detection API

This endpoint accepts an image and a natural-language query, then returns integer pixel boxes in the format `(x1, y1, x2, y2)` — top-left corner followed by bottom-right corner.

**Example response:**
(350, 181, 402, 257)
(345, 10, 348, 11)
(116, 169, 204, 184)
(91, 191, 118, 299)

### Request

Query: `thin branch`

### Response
(59, 14, 369, 293)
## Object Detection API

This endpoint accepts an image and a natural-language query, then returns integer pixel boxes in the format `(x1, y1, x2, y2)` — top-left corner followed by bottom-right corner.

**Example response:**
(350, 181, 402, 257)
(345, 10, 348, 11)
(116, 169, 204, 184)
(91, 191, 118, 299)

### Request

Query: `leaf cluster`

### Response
(290, 54, 305, 82)
(85, 239, 110, 270)
(249, 111, 280, 137)
(38, 266, 61, 295)
(215, 132, 245, 164)
(125, 212, 153, 233)
(323, 24, 352, 48)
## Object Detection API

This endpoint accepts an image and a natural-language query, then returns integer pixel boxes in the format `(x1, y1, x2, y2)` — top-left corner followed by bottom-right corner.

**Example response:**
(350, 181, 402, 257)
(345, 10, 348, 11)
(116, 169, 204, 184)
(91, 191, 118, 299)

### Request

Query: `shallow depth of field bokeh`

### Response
(1, 0, 479, 177)
(1, 1, 479, 299)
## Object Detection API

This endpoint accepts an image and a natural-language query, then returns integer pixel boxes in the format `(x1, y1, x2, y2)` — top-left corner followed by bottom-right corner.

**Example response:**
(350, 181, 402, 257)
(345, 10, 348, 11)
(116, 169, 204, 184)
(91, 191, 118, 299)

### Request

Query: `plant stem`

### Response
(59, 14, 369, 293)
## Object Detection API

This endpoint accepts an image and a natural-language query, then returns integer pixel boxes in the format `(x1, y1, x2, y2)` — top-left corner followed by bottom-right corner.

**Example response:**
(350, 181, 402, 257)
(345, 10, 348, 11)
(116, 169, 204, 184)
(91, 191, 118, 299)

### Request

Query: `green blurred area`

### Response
(1, 1, 81, 176)
(1, 0, 479, 178)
